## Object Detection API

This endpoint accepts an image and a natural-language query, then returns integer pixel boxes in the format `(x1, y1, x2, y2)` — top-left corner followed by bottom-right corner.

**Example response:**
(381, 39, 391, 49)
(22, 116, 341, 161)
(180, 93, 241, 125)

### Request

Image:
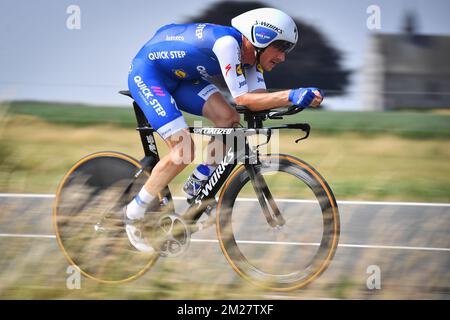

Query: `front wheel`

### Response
(216, 154, 340, 291)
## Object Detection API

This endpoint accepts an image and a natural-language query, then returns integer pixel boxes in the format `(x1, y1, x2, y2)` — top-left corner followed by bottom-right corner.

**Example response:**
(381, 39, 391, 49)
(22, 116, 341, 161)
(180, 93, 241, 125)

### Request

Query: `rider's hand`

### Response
(289, 87, 324, 108)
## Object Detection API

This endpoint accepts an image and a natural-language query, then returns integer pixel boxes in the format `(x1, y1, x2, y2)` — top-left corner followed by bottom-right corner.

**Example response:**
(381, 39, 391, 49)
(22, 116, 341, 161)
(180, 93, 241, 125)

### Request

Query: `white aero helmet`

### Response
(231, 8, 298, 53)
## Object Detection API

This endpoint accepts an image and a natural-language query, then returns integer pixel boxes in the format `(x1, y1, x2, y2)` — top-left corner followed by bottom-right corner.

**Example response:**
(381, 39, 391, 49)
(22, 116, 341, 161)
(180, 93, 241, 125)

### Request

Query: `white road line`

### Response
(1, 193, 449, 207)
(215, 197, 450, 208)
(190, 238, 450, 252)
(0, 233, 56, 239)
(0, 232, 448, 252)
(0, 193, 55, 198)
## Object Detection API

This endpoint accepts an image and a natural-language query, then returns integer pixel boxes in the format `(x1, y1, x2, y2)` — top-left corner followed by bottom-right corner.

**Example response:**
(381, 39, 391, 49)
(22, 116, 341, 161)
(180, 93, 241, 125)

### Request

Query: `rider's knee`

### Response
(229, 110, 241, 127)
(217, 109, 241, 128)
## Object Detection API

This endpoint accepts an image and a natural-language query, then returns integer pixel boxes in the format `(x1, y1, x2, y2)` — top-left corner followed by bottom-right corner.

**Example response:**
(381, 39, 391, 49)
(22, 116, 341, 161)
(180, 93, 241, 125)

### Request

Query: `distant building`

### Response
(363, 14, 450, 111)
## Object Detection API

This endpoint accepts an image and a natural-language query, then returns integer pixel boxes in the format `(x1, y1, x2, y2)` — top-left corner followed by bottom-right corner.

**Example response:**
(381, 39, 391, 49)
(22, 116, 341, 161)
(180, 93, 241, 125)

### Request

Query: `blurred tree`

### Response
(183, 0, 350, 96)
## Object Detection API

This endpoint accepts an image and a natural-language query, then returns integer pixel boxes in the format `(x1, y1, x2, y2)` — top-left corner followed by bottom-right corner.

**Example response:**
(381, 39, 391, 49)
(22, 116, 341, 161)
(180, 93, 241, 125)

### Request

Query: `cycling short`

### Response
(128, 59, 220, 140)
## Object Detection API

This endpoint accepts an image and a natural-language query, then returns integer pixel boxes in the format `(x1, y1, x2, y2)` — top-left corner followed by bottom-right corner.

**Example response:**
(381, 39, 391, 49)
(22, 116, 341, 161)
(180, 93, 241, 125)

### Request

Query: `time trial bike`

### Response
(53, 90, 340, 291)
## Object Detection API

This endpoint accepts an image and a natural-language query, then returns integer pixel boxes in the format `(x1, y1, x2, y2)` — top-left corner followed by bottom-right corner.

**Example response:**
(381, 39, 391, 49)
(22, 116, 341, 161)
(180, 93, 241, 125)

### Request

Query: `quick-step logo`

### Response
(196, 65, 212, 79)
(148, 50, 186, 60)
(134, 76, 166, 116)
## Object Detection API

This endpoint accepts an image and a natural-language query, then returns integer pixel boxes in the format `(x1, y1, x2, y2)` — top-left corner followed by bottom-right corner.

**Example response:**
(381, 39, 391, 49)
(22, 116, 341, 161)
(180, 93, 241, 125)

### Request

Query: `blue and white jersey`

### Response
(132, 23, 266, 98)
(128, 23, 267, 140)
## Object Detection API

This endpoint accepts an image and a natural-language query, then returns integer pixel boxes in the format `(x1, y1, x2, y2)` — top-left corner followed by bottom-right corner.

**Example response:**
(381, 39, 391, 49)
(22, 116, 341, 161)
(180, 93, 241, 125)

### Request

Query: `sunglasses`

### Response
(271, 40, 295, 53)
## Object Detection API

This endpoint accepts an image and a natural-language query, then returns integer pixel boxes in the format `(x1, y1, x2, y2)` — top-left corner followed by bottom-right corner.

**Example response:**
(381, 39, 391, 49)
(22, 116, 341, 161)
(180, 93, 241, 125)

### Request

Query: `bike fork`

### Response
(245, 164, 286, 228)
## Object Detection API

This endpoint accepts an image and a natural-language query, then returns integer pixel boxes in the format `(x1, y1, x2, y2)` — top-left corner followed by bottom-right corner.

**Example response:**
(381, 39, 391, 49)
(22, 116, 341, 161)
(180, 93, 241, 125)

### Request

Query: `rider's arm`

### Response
(236, 87, 324, 111)
(245, 63, 266, 93)
(235, 90, 291, 111)
(238, 63, 293, 110)
(212, 36, 249, 98)
(212, 37, 321, 110)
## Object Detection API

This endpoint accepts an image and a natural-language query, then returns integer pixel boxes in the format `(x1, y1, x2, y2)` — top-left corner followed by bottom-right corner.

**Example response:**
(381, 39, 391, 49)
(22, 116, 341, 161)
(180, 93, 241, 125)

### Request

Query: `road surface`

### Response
(0, 193, 448, 299)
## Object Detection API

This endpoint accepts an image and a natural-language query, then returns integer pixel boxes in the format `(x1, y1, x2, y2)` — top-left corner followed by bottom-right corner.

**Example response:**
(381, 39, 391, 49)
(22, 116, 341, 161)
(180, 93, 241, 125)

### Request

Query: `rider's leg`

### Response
(144, 128, 195, 195)
(201, 92, 241, 166)
(124, 128, 194, 253)
(202, 92, 241, 128)
(126, 64, 192, 220)
(125, 125, 197, 220)
(172, 80, 241, 165)
(126, 62, 198, 251)
(125, 128, 195, 220)
(170, 80, 240, 189)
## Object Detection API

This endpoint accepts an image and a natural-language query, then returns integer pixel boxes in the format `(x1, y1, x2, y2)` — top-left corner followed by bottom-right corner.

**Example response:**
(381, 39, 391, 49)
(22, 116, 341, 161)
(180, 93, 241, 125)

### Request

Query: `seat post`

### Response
(131, 101, 159, 162)
(133, 101, 150, 128)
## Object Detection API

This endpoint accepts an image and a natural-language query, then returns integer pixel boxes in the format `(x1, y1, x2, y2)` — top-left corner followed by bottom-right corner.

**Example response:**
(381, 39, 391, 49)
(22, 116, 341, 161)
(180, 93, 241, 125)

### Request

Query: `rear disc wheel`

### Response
(53, 151, 168, 284)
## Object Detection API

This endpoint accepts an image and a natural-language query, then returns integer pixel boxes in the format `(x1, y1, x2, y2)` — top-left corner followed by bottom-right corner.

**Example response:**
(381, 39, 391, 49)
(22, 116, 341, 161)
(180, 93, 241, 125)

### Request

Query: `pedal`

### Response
(151, 213, 191, 258)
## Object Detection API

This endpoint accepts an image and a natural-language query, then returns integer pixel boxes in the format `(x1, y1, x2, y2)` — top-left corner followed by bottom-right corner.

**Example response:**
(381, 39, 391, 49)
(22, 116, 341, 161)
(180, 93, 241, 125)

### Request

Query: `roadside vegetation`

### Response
(1, 101, 449, 202)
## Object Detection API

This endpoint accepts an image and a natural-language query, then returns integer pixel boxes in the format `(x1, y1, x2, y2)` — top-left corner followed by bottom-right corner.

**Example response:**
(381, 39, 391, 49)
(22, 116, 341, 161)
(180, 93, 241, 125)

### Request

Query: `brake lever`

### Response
(255, 129, 272, 149)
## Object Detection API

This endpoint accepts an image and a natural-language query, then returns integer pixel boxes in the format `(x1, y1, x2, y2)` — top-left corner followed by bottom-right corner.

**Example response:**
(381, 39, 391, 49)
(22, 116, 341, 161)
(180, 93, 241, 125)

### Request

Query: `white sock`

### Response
(126, 187, 156, 220)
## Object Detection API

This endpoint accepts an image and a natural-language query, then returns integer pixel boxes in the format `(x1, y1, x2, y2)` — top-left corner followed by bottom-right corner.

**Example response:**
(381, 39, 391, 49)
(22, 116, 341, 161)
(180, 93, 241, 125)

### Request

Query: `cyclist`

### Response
(126, 7, 324, 252)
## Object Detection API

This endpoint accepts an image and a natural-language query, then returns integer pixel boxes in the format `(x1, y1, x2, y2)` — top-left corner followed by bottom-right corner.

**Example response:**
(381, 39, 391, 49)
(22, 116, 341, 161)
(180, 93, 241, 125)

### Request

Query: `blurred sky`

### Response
(1, 0, 450, 110)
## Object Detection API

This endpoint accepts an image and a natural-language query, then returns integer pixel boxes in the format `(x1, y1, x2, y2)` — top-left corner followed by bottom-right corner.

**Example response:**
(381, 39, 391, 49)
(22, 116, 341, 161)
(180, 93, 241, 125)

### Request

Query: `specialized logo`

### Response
(166, 35, 184, 41)
(148, 50, 186, 60)
(255, 20, 283, 34)
(254, 26, 277, 44)
(256, 63, 264, 74)
(196, 65, 212, 79)
(236, 64, 243, 76)
(133, 76, 166, 116)
(195, 148, 234, 206)
(193, 128, 234, 135)
(224, 64, 231, 76)
(196, 24, 206, 39)
(173, 69, 187, 78)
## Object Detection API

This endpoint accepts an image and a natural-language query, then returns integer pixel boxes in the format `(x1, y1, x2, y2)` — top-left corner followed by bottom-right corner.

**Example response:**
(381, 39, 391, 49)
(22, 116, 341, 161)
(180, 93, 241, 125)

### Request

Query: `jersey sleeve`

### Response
(212, 36, 248, 98)
(245, 63, 267, 92)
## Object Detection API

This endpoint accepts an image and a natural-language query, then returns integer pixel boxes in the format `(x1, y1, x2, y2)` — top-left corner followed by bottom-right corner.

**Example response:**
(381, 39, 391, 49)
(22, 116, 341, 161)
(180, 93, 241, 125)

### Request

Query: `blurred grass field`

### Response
(0, 100, 449, 202)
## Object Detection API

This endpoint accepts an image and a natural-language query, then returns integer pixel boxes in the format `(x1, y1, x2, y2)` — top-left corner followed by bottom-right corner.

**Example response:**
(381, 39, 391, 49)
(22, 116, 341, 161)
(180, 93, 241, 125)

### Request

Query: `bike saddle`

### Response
(119, 90, 133, 99)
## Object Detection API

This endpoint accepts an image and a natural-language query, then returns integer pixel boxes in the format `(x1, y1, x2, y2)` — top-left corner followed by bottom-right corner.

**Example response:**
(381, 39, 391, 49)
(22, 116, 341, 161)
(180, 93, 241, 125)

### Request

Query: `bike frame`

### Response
(127, 93, 310, 231)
